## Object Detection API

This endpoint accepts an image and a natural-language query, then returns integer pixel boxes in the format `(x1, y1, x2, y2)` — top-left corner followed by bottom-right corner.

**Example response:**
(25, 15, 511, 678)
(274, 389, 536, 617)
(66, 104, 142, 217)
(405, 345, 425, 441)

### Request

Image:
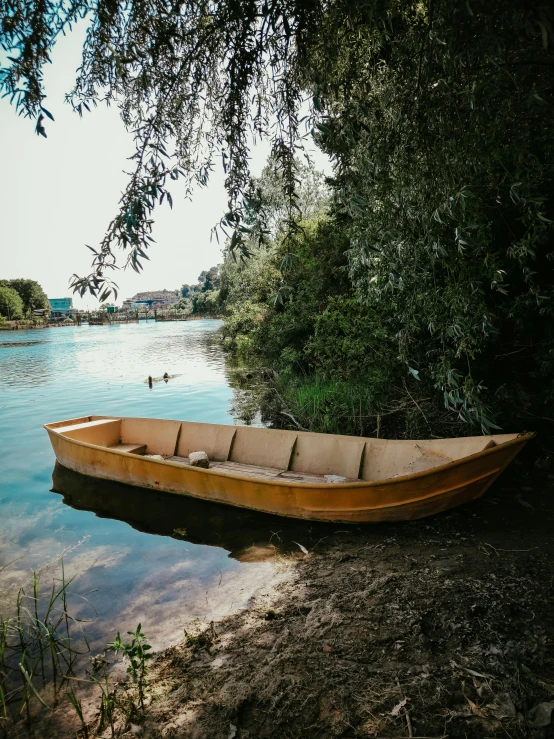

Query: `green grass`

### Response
(0, 563, 91, 735)
(1, 561, 154, 737)
(278, 376, 385, 437)
(273, 373, 459, 440)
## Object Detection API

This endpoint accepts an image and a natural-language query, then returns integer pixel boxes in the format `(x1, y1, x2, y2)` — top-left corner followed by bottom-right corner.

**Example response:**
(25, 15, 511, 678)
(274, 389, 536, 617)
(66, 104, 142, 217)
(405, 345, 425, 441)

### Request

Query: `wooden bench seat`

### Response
(165, 457, 359, 484)
(109, 443, 147, 455)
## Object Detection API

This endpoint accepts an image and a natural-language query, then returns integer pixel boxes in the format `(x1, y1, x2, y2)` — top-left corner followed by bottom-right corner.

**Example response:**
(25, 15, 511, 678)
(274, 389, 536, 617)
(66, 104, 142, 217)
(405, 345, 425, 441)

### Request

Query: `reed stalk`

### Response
(0, 561, 93, 732)
(32, 572, 46, 689)
(66, 688, 89, 739)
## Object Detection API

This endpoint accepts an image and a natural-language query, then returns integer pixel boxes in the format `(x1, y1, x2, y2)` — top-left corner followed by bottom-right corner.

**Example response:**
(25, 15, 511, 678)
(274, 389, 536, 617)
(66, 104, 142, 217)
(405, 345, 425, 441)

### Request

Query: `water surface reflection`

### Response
(0, 321, 289, 651)
(52, 463, 335, 562)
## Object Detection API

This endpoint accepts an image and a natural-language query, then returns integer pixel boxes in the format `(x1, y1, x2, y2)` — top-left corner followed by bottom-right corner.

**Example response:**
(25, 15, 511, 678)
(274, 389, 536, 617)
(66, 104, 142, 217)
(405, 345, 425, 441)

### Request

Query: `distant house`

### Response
(49, 297, 73, 315)
(122, 290, 179, 311)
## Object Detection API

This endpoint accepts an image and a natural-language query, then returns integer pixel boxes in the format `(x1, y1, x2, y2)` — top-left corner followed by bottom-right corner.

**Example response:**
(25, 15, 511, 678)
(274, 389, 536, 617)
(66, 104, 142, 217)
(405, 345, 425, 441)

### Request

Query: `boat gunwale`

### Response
(44, 419, 535, 490)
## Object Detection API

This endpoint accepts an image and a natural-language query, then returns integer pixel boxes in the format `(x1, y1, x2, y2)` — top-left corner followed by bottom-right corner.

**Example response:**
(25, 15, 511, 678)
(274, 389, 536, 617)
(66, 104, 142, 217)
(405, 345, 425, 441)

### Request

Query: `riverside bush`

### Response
(306, 296, 394, 381)
(4, 2, 554, 438)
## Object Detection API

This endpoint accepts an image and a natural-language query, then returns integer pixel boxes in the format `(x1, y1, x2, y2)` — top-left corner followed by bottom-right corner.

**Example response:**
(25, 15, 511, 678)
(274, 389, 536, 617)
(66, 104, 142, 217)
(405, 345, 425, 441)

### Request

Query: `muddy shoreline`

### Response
(136, 467, 554, 739)
(17, 463, 554, 738)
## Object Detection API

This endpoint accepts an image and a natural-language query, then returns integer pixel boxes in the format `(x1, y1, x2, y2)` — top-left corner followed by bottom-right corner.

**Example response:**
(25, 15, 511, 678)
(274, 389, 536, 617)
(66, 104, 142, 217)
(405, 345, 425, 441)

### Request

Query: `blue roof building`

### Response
(49, 298, 73, 314)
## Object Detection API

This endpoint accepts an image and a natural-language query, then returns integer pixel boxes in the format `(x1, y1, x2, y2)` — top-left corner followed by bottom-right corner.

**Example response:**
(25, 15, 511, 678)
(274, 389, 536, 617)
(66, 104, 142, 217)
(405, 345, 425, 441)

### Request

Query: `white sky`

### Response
(0, 23, 329, 309)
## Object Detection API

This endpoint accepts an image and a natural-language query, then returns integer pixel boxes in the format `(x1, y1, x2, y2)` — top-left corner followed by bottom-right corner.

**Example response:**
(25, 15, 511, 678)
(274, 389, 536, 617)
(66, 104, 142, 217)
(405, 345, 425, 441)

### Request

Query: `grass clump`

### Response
(0, 561, 153, 738)
(109, 623, 152, 711)
(0, 563, 91, 736)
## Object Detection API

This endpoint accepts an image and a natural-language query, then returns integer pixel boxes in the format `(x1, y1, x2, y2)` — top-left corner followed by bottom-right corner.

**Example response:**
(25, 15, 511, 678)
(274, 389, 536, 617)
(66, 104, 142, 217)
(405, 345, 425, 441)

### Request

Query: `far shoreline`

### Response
(0, 314, 222, 331)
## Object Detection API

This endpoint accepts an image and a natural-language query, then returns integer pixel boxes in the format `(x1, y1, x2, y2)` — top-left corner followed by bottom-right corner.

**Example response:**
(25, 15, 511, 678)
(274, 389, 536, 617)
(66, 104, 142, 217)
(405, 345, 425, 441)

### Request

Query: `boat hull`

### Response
(45, 424, 531, 523)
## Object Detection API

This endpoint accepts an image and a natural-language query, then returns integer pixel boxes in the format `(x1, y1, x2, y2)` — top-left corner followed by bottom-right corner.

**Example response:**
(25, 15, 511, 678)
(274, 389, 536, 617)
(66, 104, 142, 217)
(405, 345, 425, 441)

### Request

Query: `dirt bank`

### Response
(18, 461, 554, 739)
(116, 463, 553, 739)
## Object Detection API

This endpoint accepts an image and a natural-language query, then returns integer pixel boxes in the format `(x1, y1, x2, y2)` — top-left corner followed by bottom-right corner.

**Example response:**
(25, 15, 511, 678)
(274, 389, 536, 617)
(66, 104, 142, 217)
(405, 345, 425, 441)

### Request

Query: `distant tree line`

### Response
(177, 267, 221, 316)
(0, 279, 49, 321)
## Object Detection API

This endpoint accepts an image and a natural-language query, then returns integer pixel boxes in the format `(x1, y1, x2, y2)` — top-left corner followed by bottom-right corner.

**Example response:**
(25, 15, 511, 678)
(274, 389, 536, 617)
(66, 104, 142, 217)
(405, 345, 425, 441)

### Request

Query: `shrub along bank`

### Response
(0, 279, 50, 317)
(177, 267, 222, 317)
(0, 279, 50, 328)
(219, 4, 554, 443)
(219, 163, 553, 444)
(220, 214, 462, 440)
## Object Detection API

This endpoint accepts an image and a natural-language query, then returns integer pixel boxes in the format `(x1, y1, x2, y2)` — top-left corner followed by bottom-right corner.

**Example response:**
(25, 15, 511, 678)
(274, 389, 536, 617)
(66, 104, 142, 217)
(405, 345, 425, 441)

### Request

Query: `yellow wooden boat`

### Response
(44, 416, 533, 523)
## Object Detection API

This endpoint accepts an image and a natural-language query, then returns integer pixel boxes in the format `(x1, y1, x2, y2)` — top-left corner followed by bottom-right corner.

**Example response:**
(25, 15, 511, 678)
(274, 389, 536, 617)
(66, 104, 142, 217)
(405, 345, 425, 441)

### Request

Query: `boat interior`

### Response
(46, 416, 518, 483)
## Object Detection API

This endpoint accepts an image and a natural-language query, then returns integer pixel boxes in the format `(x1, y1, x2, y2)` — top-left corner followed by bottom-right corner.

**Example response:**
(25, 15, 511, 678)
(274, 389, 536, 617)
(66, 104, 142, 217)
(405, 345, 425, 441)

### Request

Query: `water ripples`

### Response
(0, 320, 291, 650)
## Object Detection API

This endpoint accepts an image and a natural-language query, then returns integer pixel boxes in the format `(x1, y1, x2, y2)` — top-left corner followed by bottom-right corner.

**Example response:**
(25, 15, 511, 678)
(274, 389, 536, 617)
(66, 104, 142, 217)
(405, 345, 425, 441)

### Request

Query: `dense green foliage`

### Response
(223, 130, 553, 436)
(3, 1, 554, 435)
(219, 3, 554, 436)
(220, 158, 332, 352)
(310, 2, 554, 432)
(0, 279, 49, 316)
(176, 266, 221, 315)
(220, 159, 409, 436)
(190, 289, 220, 316)
(0, 286, 24, 320)
(223, 218, 348, 356)
(221, 211, 419, 437)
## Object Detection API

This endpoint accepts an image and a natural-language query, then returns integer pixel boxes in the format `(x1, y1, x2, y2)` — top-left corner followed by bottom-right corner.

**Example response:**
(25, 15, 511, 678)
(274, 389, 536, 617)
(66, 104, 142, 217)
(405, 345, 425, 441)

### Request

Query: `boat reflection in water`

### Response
(51, 462, 337, 562)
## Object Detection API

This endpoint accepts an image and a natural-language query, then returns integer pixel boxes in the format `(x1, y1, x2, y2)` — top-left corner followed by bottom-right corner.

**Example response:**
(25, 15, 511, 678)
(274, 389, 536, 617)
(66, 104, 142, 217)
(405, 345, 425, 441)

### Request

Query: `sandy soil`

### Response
(13, 461, 554, 739)
(118, 461, 554, 739)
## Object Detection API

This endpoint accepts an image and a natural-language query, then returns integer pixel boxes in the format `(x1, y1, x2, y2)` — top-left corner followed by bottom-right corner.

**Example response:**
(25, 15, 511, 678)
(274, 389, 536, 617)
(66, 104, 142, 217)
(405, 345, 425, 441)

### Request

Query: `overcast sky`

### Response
(0, 23, 329, 309)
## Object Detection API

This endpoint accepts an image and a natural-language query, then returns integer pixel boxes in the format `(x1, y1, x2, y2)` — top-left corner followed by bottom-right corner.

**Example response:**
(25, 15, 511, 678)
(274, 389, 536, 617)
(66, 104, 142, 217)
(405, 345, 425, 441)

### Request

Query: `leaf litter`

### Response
(29, 469, 554, 738)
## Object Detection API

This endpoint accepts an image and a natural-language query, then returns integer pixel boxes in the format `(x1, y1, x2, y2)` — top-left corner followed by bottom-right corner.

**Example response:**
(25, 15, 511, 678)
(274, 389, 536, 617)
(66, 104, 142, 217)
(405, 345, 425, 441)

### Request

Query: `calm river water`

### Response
(0, 320, 315, 650)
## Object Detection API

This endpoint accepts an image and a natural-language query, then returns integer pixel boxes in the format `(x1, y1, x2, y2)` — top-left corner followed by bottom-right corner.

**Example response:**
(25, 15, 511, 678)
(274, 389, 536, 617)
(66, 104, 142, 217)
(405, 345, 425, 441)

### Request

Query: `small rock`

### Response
(189, 451, 210, 468)
(324, 474, 348, 483)
(145, 454, 164, 461)
(528, 702, 554, 728)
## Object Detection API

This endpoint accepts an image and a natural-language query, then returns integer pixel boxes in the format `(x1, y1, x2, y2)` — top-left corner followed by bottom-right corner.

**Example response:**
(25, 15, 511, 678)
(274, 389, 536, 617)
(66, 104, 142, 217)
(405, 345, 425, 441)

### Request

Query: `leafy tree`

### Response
(197, 270, 210, 292)
(175, 297, 193, 313)
(246, 156, 330, 240)
(0, 279, 49, 315)
(3, 3, 550, 299)
(191, 289, 220, 315)
(1, 0, 334, 299)
(0, 286, 24, 320)
(222, 216, 351, 358)
(177, 265, 222, 314)
(310, 2, 554, 431)
(3, 1, 554, 432)
(198, 266, 220, 293)
(306, 296, 392, 381)
(220, 243, 281, 311)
